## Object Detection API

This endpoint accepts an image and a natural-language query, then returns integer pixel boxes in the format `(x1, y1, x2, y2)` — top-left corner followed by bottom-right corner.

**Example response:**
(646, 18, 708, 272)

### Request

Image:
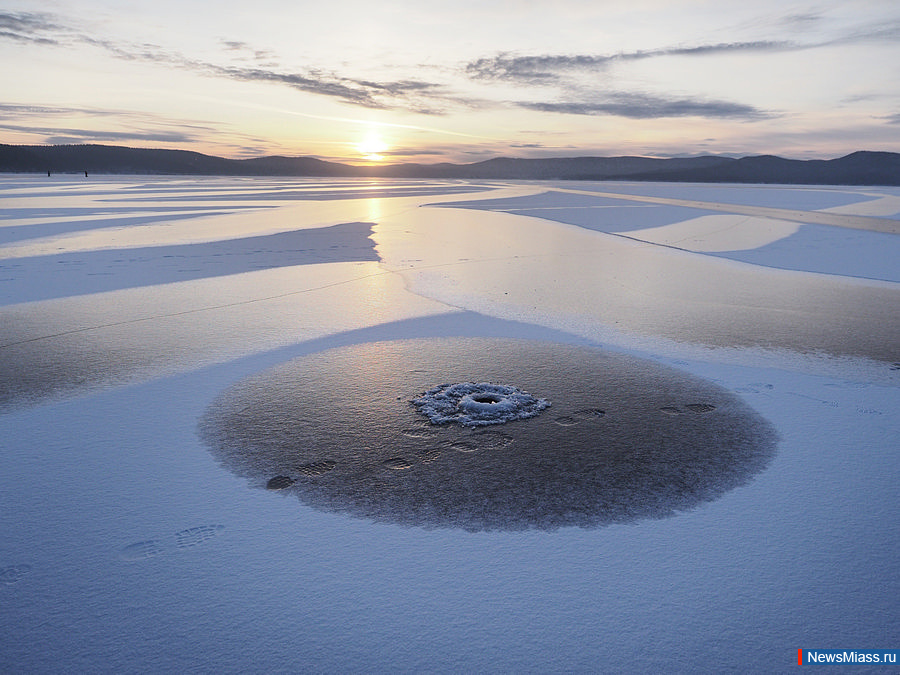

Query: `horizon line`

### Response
(2, 141, 894, 166)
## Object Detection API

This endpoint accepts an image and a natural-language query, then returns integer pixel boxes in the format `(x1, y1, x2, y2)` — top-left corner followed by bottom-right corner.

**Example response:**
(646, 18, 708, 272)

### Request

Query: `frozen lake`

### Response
(1, 175, 898, 673)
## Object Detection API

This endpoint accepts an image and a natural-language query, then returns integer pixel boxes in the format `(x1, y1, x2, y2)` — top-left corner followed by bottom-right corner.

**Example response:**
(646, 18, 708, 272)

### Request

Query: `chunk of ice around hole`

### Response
(413, 382, 550, 427)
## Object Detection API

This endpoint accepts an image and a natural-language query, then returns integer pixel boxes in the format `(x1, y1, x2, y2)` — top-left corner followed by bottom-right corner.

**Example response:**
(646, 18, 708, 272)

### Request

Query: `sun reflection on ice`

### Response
(365, 197, 383, 223)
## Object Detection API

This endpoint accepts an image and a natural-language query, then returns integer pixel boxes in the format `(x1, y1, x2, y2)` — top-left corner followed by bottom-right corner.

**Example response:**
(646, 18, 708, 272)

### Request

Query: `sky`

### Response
(1, 0, 899, 164)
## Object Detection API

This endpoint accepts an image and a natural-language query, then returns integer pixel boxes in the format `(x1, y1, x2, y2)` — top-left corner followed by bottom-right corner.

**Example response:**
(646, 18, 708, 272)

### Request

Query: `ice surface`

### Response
(436, 189, 716, 232)
(621, 214, 803, 252)
(376, 202, 899, 364)
(199, 338, 775, 531)
(565, 181, 894, 211)
(0, 221, 381, 303)
(614, 214, 900, 282)
(0, 175, 897, 673)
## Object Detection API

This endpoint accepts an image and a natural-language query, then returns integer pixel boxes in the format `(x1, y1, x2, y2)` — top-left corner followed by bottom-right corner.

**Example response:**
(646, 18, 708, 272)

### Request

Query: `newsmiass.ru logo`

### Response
(799, 649, 898, 665)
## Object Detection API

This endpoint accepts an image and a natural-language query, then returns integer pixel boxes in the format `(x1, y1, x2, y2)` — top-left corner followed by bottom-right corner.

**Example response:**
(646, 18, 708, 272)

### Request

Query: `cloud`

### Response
(739, 10, 825, 34)
(382, 147, 449, 157)
(0, 104, 275, 150)
(204, 64, 449, 112)
(462, 41, 781, 121)
(0, 12, 58, 31)
(218, 39, 278, 64)
(0, 11, 62, 44)
(518, 92, 770, 120)
(0, 10, 455, 114)
(466, 41, 792, 83)
(210, 65, 383, 107)
(0, 10, 456, 114)
(0, 122, 199, 144)
(829, 17, 900, 45)
(0, 103, 116, 118)
(780, 12, 825, 28)
(467, 54, 605, 84)
(5, 7, 892, 125)
(0, 103, 216, 128)
(466, 13, 900, 86)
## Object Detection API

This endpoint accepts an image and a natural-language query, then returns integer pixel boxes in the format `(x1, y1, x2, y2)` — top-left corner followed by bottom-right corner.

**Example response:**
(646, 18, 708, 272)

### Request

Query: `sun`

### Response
(356, 134, 389, 162)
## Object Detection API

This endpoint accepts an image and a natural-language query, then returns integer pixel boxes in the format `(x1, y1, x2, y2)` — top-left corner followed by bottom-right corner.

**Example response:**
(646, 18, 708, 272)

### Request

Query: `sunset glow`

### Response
(356, 134, 389, 162)
(1, 1, 899, 162)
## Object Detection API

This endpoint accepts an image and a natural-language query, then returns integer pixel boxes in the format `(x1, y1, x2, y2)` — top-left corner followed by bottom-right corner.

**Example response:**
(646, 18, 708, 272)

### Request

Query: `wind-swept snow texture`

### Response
(1, 175, 897, 673)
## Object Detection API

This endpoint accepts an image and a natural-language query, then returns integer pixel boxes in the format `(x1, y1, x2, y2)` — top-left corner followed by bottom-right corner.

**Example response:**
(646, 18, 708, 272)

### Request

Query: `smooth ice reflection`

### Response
(200, 338, 778, 531)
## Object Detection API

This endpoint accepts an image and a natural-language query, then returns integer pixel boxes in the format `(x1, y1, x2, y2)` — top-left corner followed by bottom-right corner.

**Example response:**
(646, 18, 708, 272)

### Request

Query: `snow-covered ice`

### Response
(0, 175, 897, 673)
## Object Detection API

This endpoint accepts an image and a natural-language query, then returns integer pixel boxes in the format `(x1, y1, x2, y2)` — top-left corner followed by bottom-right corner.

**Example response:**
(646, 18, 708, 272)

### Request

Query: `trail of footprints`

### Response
(397, 432, 513, 460)
(113, 374, 889, 547)
(3, 524, 226, 578)
(264, 402, 719, 487)
(266, 407, 614, 486)
(553, 408, 606, 427)
(0, 397, 753, 575)
(735, 379, 884, 416)
(119, 524, 225, 562)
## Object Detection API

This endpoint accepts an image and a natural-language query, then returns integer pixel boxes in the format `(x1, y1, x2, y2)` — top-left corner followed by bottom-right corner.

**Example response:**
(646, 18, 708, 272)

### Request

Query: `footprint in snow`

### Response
(267, 475, 296, 490)
(418, 448, 442, 463)
(383, 457, 413, 470)
(400, 425, 439, 439)
(119, 540, 166, 562)
(295, 460, 336, 477)
(175, 525, 225, 549)
(120, 525, 225, 561)
(0, 564, 33, 586)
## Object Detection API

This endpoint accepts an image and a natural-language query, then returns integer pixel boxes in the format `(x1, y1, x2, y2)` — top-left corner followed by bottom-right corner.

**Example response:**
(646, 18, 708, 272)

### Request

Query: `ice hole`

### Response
(413, 381, 550, 427)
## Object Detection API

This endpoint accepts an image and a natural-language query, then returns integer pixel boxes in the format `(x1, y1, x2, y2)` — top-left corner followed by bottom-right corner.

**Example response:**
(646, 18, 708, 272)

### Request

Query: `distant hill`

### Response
(0, 144, 346, 177)
(614, 151, 900, 186)
(1, 143, 898, 185)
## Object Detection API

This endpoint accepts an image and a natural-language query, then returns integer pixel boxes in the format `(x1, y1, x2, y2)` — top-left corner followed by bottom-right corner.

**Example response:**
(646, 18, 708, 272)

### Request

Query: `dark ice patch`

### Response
(199, 338, 778, 531)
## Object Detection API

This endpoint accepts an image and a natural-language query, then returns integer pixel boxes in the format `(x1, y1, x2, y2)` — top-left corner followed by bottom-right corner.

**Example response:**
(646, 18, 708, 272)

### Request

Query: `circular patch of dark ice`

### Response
(199, 338, 778, 531)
